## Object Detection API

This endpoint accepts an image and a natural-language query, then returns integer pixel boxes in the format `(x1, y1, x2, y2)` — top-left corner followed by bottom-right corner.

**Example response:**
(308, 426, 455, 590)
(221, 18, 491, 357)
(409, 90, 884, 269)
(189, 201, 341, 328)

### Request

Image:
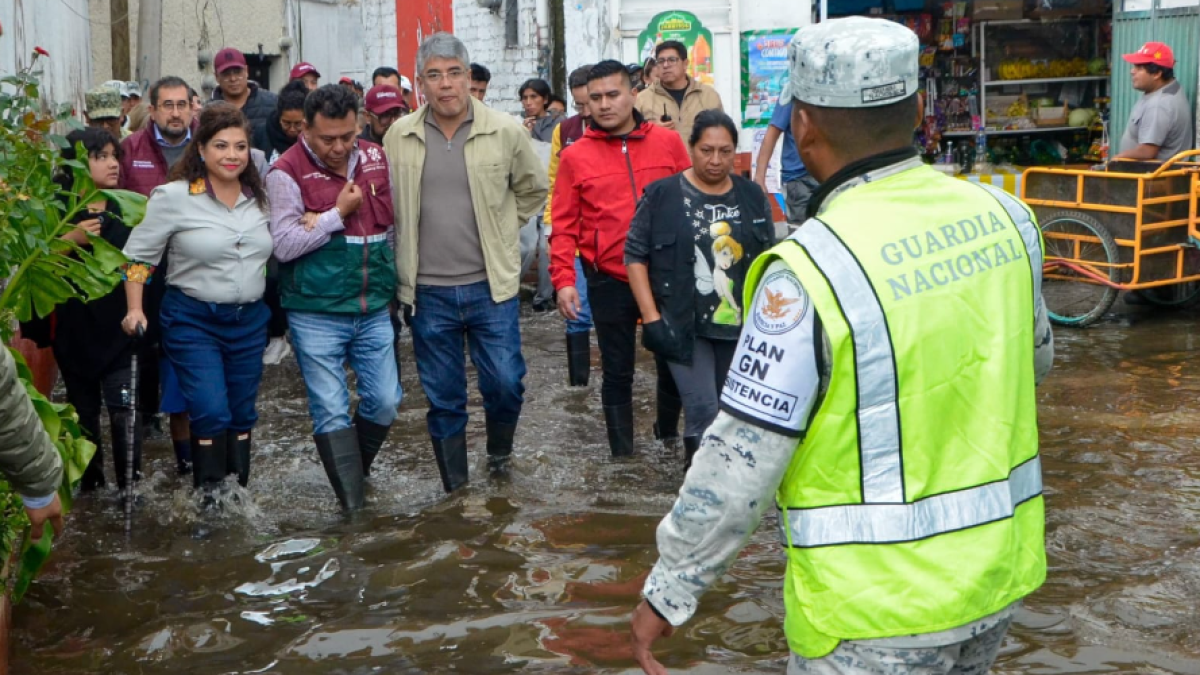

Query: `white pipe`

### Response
(820, 0, 828, 22)
(537, 0, 549, 44)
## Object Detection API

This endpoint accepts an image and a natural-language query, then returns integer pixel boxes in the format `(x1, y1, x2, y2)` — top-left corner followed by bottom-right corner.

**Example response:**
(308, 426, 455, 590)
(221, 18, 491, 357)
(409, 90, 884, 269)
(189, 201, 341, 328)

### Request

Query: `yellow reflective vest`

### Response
(745, 161, 1047, 658)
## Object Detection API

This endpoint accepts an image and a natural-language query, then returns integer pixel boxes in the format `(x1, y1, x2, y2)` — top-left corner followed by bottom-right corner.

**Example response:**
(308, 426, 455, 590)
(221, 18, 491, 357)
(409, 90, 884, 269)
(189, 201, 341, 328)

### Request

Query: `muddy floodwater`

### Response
(11, 305, 1200, 674)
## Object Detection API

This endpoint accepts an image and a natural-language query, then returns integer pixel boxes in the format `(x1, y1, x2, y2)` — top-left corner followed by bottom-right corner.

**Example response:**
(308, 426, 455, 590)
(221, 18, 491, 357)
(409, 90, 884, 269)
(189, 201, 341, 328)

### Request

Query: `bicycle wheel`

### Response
(1039, 210, 1119, 327)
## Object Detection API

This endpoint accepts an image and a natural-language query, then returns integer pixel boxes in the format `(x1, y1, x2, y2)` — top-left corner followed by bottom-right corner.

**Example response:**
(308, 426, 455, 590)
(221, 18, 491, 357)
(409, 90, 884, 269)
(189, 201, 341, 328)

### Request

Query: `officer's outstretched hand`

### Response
(630, 599, 673, 675)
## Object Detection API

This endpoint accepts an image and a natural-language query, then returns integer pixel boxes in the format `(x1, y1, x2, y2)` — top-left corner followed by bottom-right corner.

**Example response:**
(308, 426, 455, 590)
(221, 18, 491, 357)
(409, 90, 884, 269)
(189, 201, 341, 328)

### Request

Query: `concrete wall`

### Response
(90, 0, 290, 97)
(1, 0, 93, 113)
(452, 0, 545, 116)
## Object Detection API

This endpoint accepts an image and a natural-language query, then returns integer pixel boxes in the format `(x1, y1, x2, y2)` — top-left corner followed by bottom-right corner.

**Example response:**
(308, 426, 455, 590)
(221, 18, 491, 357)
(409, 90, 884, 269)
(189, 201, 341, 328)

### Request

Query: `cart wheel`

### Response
(1140, 282, 1200, 308)
(1040, 210, 1119, 327)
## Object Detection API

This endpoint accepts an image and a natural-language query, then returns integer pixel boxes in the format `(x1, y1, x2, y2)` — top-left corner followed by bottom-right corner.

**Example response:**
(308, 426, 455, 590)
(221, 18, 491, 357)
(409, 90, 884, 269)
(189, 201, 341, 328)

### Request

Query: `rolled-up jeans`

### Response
(411, 281, 526, 440)
(288, 308, 403, 435)
(159, 287, 269, 437)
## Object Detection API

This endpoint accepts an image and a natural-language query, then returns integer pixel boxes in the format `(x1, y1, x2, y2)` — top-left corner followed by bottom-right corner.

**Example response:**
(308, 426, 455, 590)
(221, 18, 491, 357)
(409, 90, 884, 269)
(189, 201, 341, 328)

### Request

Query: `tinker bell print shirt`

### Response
(680, 175, 750, 341)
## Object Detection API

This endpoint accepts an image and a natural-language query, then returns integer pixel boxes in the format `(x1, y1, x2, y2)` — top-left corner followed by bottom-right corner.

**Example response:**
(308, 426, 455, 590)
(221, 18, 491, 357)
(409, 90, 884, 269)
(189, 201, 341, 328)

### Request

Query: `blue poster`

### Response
(741, 29, 798, 126)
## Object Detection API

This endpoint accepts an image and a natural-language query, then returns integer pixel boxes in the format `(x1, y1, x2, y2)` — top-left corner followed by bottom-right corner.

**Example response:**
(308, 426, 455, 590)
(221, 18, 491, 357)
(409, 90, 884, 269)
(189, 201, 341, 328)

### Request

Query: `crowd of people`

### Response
(18, 12, 1200, 672)
(48, 33, 772, 515)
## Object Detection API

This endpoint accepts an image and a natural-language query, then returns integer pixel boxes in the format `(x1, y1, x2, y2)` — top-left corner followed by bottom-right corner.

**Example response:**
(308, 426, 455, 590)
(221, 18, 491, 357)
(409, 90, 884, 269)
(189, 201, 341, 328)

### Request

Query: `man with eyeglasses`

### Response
(360, 84, 407, 144)
(635, 40, 723, 145)
(386, 33, 548, 493)
(211, 47, 278, 138)
(118, 75, 202, 478)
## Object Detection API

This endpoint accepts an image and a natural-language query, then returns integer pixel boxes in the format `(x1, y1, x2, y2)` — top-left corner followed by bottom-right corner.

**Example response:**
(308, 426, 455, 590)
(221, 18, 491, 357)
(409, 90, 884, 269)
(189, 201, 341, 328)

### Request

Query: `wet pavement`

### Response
(11, 304, 1200, 674)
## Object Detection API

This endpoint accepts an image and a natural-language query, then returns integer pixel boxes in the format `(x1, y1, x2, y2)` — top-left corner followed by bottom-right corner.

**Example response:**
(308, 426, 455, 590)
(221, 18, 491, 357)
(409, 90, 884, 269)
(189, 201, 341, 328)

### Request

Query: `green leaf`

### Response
(84, 232, 128, 270)
(24, 265, 77, 318)
(12, 527, 52, 604)
(100, 189, 148, 227)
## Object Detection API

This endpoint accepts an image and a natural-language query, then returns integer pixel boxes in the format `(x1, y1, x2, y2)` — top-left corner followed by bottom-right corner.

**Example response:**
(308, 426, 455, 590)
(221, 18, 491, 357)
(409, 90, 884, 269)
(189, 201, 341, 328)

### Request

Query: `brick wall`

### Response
(452, 0, 546, 116)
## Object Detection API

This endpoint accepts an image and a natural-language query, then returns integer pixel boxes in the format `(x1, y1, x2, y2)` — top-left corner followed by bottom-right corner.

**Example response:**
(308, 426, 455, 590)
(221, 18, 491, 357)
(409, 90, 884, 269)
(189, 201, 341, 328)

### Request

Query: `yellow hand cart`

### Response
(1021, 150, 1200, 326)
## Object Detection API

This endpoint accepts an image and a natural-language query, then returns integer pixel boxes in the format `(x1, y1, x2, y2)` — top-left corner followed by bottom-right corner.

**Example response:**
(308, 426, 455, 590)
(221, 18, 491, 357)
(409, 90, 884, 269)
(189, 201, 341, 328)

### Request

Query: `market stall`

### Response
(743, 0, 1114, 205)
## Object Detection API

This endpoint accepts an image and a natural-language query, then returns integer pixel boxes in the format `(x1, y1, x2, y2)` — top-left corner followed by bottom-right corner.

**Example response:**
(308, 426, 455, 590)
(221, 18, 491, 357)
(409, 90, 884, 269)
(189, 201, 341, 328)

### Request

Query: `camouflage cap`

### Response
(787, 17, 919, 108)
(85, 86, 122, 119)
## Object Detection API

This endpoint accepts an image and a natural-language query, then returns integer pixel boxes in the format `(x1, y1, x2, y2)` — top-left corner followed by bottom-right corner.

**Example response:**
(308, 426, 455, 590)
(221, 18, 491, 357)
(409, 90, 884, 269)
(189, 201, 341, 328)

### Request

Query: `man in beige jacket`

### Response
(635, 40, 724, 146)
(384, 33, 548, 494)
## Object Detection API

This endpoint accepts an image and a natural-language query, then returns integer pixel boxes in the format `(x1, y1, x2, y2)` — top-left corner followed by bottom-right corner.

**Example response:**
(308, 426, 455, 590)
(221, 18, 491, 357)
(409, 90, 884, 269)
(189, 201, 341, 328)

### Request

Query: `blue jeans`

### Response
(288, 308, 403, 435)
(159, 287, 269, 437)
(411, 281, 526, 440)
(566, 256, 593, 333)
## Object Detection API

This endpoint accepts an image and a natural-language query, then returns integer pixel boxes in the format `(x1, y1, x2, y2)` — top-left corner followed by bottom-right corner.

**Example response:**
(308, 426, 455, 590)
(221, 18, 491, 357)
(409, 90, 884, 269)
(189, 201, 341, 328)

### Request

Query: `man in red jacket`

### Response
(550, 59, 691, 457)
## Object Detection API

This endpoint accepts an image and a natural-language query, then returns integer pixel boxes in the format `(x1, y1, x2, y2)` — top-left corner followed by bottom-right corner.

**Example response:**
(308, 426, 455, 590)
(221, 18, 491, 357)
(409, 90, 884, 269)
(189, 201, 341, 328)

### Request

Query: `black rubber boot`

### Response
(603, 404, 635, 457)
(566, 331, 591, 387)
(683, 436, 701, 472)
(110, 410, 143, 491)
(314, 427, 365, 511)
(226, 430, 252, 487)
(354, 414, 391, 477)
(432, 433, 469, 493)
(192, 434, 228, 492)
(486, 418, 517, 473)
(79, 442, 107, 492)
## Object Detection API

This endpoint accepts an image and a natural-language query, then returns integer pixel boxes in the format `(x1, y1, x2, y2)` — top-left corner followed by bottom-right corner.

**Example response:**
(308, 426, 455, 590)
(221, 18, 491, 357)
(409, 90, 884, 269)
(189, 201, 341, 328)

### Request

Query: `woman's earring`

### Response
(199, 154, 205, 162)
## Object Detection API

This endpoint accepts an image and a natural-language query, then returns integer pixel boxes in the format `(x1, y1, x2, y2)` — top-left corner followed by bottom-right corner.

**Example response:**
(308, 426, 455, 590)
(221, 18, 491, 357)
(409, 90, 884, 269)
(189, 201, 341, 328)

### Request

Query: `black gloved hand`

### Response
(641, 317, 678, 356)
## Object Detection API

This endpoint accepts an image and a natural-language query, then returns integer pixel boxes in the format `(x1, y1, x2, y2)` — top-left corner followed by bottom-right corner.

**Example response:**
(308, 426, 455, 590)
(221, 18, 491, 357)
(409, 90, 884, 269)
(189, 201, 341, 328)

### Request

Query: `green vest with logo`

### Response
(744, 163, 1046, 658)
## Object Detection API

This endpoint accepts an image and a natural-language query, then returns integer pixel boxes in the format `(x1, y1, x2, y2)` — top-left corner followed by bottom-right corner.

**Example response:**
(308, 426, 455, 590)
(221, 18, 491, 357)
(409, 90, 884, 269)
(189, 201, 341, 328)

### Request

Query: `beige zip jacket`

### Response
(385, 97, 549, 306)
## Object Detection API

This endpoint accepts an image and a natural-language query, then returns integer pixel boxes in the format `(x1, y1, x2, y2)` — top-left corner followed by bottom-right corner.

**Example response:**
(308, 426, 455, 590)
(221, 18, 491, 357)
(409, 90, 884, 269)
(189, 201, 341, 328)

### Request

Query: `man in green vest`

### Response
(629, 17, 1055, 674)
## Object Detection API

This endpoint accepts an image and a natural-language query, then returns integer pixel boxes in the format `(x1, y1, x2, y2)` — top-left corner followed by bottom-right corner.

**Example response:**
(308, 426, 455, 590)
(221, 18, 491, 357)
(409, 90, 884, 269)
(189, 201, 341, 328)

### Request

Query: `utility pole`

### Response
(136, 0, 163, 87)
(111, 0, 131, 80)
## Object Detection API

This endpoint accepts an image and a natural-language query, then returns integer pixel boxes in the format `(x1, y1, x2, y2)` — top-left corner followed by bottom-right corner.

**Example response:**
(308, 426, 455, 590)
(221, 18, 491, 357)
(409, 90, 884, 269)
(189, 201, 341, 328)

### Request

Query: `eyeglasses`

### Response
(423, 68, 467, 84)
(657, 56, 684, 65)
(280, 120, 304, 131)
(155, 101, 189, 112)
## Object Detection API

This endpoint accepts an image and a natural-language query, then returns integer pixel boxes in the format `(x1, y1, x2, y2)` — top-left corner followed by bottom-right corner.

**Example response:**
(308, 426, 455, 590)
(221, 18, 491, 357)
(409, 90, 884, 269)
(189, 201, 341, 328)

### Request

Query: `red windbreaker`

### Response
(549, 115, 691, 289)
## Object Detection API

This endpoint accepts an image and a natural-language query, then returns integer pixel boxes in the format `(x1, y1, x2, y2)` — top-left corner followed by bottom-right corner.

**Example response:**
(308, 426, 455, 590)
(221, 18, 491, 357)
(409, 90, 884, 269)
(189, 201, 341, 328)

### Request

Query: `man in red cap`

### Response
(360, 84, 408, 144)
(1114, 41, 1193, 162)
(211, 47, 278, 137)
(290, 62, 321, 91)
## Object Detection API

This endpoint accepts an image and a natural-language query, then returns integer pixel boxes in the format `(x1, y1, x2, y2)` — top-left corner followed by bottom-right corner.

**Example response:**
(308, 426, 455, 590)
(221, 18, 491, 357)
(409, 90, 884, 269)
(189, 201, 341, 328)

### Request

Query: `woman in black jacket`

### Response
(30, 128, 143, 494)
(625, 110, 775, 469)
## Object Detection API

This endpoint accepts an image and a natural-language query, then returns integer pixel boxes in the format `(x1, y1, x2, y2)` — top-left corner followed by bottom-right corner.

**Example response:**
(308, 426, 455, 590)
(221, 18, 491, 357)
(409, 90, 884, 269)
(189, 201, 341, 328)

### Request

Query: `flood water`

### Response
(12, 304, 1200, 674)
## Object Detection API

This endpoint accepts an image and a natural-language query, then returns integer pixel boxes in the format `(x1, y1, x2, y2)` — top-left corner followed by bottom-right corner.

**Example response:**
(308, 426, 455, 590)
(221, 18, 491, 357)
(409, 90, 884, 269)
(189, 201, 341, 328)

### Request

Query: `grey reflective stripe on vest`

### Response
(345, 233, 389, 245)
(783, 455, 1042, 547)
(793, 221, 904, 503)
(977, 183, 1043, 301)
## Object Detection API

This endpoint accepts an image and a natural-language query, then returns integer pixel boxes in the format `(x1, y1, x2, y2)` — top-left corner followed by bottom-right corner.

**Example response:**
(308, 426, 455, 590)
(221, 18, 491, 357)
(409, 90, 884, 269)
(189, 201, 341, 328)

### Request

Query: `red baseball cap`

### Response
(365, 84, 406, 115)
(1122, 41, 1175, 68)
(214, 47, 248, 74)
(290, 62, 320, 79)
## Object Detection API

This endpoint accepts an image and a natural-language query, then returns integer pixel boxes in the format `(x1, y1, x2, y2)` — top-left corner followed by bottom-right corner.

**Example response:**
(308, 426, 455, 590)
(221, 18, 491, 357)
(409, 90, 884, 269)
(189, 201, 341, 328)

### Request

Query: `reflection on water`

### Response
(12, 308, 1200, 673)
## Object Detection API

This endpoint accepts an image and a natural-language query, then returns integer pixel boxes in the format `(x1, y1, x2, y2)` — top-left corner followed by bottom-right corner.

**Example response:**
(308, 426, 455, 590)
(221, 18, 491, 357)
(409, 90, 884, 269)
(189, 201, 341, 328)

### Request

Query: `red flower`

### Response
(33, 46, 48, 57)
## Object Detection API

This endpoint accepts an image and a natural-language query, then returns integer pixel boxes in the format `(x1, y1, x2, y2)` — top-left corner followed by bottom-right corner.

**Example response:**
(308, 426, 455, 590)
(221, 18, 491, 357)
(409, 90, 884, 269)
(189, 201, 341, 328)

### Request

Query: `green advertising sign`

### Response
(638, 10, 715, 87)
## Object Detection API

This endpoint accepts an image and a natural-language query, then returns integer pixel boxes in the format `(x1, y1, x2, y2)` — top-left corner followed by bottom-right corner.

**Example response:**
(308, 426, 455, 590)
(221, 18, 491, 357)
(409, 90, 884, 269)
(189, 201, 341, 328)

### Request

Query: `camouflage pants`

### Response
(787, 616, 1012, 675)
